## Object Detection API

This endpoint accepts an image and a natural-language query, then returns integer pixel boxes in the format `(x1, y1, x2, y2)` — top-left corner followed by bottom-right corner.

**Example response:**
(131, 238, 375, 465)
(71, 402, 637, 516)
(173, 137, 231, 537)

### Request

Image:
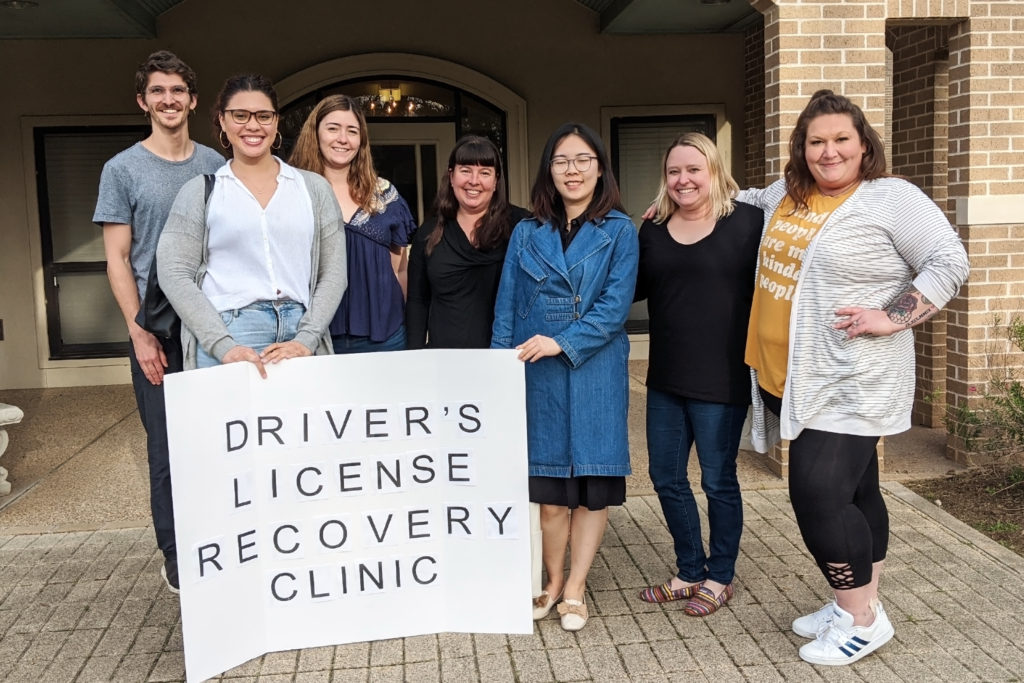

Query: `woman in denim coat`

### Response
(492, 122, 638, 631)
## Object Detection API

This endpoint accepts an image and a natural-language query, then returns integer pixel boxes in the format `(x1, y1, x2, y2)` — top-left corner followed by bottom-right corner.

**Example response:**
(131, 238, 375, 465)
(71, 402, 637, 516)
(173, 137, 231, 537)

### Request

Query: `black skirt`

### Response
(529, 475, 626, 511)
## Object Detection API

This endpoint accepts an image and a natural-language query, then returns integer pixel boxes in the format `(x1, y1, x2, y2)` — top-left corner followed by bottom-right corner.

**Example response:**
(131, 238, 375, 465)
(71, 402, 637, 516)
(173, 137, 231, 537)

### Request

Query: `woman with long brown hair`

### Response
(289, 94, 416, 352)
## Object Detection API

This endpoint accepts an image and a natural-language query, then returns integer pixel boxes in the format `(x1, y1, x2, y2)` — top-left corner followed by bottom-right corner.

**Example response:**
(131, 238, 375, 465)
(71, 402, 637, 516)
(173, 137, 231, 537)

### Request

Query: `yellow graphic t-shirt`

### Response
(745, 187, 857, 397)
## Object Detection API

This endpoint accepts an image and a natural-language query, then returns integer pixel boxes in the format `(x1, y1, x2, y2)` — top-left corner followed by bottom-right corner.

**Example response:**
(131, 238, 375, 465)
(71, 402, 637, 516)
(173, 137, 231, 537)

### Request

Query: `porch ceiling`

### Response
(0, 0, 180, 38)
(0, 0, 759, 39)
(577, 0, 760, 33)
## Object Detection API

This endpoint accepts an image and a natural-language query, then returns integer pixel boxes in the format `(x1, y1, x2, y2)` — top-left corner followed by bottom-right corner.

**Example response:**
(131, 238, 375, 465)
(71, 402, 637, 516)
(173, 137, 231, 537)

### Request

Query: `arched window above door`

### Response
(279, 76, 506, 175)
(279, 77, 506, 224)
(274, 54, 528, 207)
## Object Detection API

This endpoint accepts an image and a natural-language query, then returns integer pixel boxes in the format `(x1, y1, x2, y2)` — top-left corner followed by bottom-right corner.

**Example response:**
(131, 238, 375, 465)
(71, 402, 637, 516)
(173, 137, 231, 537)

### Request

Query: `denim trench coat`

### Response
(491, 210, 639, 478)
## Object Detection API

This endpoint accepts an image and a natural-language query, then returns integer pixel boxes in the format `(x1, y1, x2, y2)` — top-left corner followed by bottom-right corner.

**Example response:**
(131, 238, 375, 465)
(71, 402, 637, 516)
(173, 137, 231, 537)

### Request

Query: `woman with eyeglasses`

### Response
(289, 94, 417, 353)
(492, 122, 639, 632)
(157, 74, 346, 376)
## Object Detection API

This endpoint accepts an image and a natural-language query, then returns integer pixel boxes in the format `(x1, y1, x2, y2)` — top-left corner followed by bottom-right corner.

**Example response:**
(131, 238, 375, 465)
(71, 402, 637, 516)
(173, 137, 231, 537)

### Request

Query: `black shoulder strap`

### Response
(203, 173, 215, 204)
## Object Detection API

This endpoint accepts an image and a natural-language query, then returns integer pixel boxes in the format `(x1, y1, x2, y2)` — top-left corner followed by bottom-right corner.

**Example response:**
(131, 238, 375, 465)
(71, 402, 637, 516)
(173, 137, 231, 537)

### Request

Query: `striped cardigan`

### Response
(739, 177, 970, 451)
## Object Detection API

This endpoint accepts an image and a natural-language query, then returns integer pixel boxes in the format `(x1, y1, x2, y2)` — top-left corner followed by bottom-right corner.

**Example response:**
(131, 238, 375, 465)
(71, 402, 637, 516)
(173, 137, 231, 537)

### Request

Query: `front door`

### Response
(367, 122, 457, 224)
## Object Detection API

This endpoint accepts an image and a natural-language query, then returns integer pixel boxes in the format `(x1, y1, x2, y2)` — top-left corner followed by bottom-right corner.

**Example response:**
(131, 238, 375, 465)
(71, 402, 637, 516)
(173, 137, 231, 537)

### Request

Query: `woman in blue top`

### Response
(289, 95, 416, 352)
(492, 122, 639, 632)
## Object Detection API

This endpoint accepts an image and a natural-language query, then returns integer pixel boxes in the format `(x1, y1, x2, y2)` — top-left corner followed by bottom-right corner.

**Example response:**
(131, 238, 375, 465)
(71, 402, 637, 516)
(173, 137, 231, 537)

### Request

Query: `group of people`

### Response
(95, 50, 969, 667)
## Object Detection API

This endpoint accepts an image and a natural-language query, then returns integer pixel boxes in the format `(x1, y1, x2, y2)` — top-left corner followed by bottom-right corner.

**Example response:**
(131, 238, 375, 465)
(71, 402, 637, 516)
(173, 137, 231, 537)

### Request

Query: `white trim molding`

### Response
(955, 195, 1024, 226)
(19, 115, 141, 387)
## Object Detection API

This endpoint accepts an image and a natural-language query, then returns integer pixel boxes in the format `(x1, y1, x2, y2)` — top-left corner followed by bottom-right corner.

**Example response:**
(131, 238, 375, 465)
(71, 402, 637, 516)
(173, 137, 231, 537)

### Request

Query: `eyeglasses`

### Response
(550, 155, 597, 174)
(224, 109, 278, 125)
(146, 85, 190, 98)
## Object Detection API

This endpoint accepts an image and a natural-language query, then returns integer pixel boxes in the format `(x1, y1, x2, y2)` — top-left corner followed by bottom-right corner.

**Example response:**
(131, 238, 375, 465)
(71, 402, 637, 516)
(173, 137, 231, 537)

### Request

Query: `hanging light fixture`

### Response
(378, 87, 402, 103)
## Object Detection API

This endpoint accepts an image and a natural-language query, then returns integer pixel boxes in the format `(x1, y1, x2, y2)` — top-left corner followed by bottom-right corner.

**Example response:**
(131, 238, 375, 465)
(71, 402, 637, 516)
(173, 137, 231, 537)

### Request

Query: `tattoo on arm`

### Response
(885, 289, 938, 329)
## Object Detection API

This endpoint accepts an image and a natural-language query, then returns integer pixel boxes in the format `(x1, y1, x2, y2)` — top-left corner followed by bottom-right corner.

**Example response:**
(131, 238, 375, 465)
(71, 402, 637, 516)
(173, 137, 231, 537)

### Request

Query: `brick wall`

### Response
(944, 2, 1024, 461)
(744, 18, 766, 188)
(888, 24, 953, 426)
(751, 0, 889, 177)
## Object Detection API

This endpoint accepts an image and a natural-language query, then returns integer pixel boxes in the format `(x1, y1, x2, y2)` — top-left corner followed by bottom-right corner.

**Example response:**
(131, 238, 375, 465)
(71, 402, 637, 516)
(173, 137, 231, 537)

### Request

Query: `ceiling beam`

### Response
(107, 0, 158, 37)
(599, 0, 635, 32)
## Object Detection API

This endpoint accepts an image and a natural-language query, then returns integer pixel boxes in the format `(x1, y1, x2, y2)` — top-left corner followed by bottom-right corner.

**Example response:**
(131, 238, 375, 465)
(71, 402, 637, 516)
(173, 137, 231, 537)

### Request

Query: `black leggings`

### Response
(789, 429, 888, 590)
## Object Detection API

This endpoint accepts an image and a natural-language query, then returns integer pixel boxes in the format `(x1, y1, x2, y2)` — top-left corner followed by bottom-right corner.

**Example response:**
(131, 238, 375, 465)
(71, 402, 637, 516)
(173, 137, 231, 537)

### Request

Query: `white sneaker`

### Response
(799, 602, 894, 666)
(793, 601, 837, 638)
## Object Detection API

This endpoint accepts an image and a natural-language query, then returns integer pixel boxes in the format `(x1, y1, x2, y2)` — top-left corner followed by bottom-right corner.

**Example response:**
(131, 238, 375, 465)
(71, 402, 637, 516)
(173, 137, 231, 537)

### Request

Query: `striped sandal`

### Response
(683, 583, 734, 616)
(639, 580, 702, 603)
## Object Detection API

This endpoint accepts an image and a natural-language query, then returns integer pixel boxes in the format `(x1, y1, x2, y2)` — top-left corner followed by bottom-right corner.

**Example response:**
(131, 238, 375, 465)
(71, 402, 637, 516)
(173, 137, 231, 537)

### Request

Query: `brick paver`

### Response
(1, 483, 1021, 681)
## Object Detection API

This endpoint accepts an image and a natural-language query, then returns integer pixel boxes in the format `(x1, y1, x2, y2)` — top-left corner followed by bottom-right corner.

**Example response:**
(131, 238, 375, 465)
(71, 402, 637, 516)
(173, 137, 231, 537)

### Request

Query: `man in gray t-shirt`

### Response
(92, 50, 223, 594)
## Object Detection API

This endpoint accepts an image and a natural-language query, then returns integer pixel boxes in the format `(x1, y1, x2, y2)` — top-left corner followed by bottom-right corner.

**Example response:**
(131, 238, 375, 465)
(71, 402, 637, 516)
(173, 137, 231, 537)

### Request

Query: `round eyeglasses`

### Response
(550, 155, 597, 174)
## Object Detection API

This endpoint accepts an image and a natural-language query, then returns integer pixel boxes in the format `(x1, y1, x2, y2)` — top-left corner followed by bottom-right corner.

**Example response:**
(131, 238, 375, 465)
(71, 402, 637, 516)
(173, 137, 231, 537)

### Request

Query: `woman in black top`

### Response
(406, 136, 528, 348)
(634, 132, 762, 617)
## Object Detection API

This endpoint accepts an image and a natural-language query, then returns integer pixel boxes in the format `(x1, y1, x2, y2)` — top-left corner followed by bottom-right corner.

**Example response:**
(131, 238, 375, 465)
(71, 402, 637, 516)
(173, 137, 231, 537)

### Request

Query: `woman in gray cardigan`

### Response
(157, 74, 345, 377)
(742, 90, 968, 667)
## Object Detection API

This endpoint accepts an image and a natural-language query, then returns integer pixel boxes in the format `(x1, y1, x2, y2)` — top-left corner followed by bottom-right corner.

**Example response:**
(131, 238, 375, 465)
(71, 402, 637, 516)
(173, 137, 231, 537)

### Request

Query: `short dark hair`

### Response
(134, 50, 197, 97)
(424, 135, 511, 254)
(784, 89, 888, 210)
(211, 73, 279, 134)
(531, 122, 623, 227)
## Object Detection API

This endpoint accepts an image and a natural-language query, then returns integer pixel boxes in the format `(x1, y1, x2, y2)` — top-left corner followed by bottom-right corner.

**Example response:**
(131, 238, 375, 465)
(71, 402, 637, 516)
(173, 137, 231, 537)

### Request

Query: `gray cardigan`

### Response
(157, 166, 346, 369)
(739, 177, 969, 450)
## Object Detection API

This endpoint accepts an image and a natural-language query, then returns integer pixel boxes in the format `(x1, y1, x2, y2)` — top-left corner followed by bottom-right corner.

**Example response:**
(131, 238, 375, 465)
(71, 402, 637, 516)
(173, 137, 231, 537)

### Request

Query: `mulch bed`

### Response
(906, 463, 1024, 557)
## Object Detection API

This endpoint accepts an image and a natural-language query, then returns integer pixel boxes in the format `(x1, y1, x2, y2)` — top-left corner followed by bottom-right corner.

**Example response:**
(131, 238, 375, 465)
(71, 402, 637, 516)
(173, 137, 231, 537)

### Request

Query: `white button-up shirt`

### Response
(202, 158, 315, 312)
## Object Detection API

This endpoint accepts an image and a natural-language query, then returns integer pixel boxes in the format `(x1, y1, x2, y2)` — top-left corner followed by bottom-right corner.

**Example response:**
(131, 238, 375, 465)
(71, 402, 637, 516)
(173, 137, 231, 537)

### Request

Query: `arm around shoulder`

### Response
(736, 179, 785, 212)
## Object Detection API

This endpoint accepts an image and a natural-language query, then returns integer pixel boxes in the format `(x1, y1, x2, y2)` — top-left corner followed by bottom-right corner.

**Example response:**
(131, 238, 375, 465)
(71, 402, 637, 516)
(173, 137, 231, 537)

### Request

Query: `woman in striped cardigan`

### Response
(741, 90, 968, 667)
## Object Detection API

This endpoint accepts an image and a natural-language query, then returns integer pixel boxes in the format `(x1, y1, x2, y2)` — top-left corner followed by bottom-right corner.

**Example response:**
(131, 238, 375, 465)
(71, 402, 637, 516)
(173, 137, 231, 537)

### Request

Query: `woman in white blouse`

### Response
(157, 74, 346, 377)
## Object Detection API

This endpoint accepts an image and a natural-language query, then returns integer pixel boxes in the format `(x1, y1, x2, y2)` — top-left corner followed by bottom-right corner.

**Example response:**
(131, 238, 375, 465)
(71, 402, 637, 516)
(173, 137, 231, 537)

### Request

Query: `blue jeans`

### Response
(332, 325, 407, 354)
(197, 300, 305, 368)
(646, 388, 747, 584)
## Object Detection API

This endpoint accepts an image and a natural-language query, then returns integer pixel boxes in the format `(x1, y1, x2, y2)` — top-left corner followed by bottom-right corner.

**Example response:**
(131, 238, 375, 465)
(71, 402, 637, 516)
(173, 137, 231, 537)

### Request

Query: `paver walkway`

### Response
(1, 484, 1022, 681)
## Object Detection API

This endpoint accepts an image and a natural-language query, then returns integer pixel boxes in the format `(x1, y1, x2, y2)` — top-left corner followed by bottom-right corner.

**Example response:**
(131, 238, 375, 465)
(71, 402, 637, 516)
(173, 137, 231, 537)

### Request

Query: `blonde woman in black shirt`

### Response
(634, 132, 762, 617)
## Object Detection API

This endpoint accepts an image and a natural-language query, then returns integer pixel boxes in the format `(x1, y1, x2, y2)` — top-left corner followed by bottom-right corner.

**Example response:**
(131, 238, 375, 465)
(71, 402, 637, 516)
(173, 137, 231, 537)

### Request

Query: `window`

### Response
(35, 126, 147, 359)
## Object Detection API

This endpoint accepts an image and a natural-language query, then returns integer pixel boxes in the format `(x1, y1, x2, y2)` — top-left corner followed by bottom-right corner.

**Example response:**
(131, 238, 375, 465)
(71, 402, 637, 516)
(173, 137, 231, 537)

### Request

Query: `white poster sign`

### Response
(164, 349, 532, 682)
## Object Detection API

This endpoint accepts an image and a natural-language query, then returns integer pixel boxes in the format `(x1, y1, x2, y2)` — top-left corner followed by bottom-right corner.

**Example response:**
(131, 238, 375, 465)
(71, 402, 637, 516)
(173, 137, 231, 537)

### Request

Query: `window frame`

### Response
(34, 123, 149, 360)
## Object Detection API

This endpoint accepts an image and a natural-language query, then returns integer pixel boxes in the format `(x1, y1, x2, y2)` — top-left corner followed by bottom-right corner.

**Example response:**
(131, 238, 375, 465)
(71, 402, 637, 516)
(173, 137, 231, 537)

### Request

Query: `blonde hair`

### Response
(288, 94, 380, 214)
(652, 132, 738, 224)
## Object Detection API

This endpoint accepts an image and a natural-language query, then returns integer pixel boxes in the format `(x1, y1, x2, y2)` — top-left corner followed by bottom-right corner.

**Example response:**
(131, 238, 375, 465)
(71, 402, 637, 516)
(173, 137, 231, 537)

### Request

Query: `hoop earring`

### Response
(272, 132, 283, 150)
(219, 131, 230, 149)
